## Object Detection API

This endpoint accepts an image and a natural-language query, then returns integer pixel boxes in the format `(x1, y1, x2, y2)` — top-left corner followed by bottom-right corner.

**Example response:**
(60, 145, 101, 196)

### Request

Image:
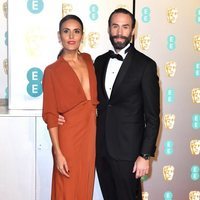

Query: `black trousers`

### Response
(96, 154, 142, 200)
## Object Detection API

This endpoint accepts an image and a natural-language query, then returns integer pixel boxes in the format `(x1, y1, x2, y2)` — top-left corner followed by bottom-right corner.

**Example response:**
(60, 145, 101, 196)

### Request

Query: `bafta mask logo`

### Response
(164, 114, 175, 130)
(62, 3, 73, 17)
(3, 58, 8, 75)
(142, 192, 149, 200)
(189, 191, 200, 200)
(139, 35, 151, 50)
(3, 1, 7, 18)
(167, 8, 178, 24)
(193, 35, 200, 51)
(165, 61, 176, 77)
(25, 27, 45, 58)
(88, 32, 100, 48)
(192, 88, 200, 103)
(163, 165, 175, 181)
(190, 140, 200, 155)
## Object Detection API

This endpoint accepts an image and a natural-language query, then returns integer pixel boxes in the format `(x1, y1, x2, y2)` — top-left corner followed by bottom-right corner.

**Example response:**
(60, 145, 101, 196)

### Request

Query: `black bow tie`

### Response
(109, 50, 123, 61)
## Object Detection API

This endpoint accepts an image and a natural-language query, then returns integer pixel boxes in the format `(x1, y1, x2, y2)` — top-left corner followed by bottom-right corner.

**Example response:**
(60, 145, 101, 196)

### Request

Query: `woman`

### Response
(42, 15, 98, 200)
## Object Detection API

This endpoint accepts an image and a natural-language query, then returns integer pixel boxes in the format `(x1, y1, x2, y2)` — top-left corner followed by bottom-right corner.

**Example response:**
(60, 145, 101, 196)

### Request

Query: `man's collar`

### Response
(111, 44, 131, 59)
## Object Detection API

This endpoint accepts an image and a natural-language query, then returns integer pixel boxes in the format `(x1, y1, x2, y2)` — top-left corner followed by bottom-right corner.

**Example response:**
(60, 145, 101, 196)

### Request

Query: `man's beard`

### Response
(109, 34, 132, 50)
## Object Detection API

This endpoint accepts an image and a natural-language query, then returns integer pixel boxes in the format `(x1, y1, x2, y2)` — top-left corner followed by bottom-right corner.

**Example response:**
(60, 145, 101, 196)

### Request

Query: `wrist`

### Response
(53, 147, 62, 156)
(140, 153, 151, 160)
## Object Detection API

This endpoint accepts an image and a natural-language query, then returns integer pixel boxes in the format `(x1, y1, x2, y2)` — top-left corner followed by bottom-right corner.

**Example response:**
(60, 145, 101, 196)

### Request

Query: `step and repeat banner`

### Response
(0, 0, 7, 100)
(135, 1, 200, 199)
(1, 0, 200, 199)
(8, 0, 133, 109)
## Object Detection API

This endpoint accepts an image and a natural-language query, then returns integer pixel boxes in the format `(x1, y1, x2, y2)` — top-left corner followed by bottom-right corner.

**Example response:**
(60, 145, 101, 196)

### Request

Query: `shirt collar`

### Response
(111, 44, 131, 59)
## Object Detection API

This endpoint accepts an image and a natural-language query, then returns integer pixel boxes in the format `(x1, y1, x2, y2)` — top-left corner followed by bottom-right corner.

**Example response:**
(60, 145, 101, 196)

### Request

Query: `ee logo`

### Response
(89, 4, 99, 21)
(164, 191, 173, 200)
(27, 67, 43, 97)
(196, 8, 200, 24)
(27, 0, 44, 14)
(166, 88, 175, 103)
(192, 114, 200, 129)
(191, 165, 200, 181)
(4, 87, 8, 99)
(167, 35, 176, 51)
(141, 7, 151, 23)
(5, 31, 8, 46)
(164, 140, 174, 155)
(194, 62, 200, 77)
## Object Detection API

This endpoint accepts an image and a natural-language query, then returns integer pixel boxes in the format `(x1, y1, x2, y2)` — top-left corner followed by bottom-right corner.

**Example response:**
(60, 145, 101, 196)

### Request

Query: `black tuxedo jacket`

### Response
(94, 44, 160, 161)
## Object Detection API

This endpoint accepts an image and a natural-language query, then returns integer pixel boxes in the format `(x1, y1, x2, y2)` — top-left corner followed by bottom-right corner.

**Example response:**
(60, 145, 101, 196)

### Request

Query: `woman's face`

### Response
(59, 19, 83, 52)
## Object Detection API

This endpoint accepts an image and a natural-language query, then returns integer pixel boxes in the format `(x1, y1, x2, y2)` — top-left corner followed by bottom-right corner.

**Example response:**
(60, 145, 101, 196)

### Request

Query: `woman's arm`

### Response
(49, 127, 70, 177)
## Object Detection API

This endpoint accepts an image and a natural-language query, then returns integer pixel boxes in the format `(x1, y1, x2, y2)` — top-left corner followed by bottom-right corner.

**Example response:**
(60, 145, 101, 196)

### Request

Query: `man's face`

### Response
(108, 13, 134, 51)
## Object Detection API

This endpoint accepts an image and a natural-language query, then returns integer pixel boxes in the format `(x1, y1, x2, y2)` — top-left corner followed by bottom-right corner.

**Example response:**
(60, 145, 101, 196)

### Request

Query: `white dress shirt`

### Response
(105, 44, 130, 98)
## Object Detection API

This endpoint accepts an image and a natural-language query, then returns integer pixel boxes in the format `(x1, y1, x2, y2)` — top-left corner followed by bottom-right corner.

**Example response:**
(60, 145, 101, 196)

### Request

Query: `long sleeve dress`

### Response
(42, 53, 98, 200)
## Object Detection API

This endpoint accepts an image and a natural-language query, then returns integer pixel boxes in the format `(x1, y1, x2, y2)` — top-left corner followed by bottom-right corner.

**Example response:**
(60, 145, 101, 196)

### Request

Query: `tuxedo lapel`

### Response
(100, 53, 110, 100)
(110, 45, 136, 99)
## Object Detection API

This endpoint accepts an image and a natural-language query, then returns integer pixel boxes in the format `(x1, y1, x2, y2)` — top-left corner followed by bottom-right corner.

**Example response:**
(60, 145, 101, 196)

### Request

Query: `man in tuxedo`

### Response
(58, 8, 160, 199)
(94, 8, 160, 199)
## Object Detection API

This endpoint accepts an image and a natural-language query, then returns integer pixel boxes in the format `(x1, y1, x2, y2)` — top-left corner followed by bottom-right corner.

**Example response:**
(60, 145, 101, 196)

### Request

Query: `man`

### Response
(94, 8, 160, 199)
(58, 8, 160, 200)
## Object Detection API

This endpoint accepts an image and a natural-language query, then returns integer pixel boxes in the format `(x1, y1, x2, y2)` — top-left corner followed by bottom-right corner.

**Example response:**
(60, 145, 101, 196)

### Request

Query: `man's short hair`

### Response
(108, 8, 136, 29)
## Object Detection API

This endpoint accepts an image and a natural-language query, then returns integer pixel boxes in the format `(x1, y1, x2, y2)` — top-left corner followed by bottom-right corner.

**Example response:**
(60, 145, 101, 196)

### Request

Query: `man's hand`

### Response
(133, 156, 150, 179)
(58, 114, 65, 125)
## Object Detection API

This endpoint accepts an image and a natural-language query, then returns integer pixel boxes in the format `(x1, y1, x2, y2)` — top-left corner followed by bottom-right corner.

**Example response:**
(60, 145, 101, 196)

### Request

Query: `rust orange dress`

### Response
(42, 53, 98, 200)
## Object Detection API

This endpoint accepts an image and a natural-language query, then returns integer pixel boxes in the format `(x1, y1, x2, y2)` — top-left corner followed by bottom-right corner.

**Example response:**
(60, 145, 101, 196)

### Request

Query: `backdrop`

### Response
(134, 1, 200, 199)
(7, 0, 133, 109)
(0, 0, 199, 199)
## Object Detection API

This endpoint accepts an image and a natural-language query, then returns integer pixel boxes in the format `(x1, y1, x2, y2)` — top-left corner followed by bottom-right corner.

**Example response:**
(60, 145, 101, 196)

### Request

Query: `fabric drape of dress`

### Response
(42, 53, 98, 200)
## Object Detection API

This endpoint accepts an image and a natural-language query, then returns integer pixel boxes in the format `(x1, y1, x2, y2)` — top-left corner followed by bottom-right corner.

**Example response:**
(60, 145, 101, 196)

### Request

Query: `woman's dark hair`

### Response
(108, 8, 136, 29)
(57, 14, 84, 58)
(59, 14, 84, 33)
